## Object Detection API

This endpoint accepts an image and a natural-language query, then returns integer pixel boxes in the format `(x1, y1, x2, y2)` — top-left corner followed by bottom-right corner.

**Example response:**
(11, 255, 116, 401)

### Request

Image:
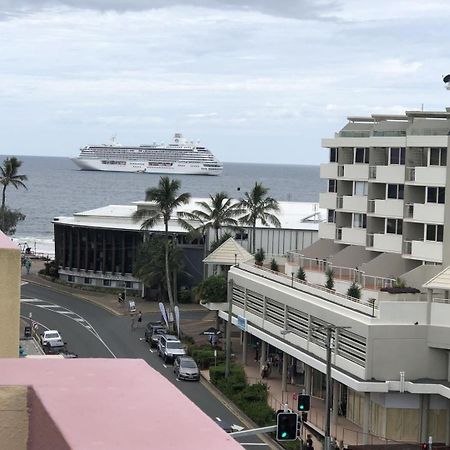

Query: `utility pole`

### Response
(319, 324, 350, 450)
(225, 278, 233, 378)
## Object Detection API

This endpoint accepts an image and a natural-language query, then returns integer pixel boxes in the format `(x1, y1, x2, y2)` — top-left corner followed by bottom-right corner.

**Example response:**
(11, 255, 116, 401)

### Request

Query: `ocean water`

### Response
(1, 155, 324, 255)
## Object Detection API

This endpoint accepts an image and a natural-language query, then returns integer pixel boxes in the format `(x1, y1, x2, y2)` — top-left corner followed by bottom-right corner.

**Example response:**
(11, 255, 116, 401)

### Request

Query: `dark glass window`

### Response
(398, 184, 404, 199)
(328, 179, 337, 193)
(437, 225, 444, 242)
(387, 184, 397, 199)
(330, 148, 338, 162)
(438, 187, 446, 204)
(386, 218, 396, 234)
(426, 224, 435, 241)
(327, 209, 336, 223)
(430, 148, 440, 166)
(355, 148, 368, 163)
(390, 147, 405, 165)
(441, 148, 447, 166)
(427, 187, 437, 203)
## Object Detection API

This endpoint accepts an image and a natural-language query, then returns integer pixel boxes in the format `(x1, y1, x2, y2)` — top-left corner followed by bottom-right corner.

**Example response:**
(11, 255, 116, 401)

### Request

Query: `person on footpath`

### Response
(306, 434, 314, 450)
(137, 311, 142, 327)
(25, 258, 32, 275)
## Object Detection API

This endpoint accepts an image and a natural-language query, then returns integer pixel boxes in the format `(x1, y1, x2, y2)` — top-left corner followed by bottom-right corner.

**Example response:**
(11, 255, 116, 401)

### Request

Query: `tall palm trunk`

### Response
(164, 221, 174, 321)
(1, 184, 6, 210)
(1, 185, 6, 230)
(252, 221, 256, 254)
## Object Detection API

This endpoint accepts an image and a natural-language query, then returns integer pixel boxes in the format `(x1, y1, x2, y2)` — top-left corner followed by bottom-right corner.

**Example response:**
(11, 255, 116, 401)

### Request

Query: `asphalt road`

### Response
(21, 282, 272, 449)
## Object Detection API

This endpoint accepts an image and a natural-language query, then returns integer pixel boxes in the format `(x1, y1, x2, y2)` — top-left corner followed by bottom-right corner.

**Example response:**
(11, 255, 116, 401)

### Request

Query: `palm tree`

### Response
(0, 157, 28, 229)
(238, 182, 281, 254)
(133, 176, 191, 317)
(179, 191, 241, 244)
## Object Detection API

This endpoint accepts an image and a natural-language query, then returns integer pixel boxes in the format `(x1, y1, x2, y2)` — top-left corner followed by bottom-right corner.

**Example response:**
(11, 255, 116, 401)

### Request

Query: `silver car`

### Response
(173, 356, 200, 381)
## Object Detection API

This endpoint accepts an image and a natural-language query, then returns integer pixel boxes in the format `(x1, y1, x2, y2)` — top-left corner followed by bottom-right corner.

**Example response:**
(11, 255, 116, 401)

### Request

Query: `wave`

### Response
(12, 236, 55, 257)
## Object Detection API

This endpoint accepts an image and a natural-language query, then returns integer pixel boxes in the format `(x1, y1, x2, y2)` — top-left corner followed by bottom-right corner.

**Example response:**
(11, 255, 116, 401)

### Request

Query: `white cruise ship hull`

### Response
(72, 157, 223, 176)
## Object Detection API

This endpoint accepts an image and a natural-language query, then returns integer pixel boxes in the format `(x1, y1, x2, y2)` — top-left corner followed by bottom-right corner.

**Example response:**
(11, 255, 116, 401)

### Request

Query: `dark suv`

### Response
(144, 322, 167, 348)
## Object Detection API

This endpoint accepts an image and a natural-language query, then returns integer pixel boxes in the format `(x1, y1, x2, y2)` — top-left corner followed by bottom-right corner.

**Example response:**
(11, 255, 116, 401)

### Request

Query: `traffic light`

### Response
(276, 412, 298, 441)
(298, 394, 311, 412)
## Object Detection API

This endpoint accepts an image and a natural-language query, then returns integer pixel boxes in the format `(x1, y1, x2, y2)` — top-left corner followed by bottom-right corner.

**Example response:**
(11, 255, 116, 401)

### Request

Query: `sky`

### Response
(0, 0, 449, 165)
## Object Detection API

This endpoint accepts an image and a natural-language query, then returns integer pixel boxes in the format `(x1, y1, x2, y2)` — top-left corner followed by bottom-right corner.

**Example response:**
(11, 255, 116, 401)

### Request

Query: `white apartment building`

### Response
(206, 109, 450, 445)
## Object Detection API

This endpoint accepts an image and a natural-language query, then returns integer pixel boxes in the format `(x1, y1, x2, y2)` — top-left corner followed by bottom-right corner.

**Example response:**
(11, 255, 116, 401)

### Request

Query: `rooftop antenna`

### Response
(443, 74, 450, 90)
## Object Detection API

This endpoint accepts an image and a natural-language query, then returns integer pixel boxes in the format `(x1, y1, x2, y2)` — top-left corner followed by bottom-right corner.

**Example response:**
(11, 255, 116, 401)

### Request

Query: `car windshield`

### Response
(167, 342, 183, 349)
(46, 333, 59, 339)
(181, 360, 197, 369)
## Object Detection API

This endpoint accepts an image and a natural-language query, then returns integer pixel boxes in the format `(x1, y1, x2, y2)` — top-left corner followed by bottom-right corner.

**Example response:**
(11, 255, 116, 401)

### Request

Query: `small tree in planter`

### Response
(325, 268, 334, 290)
(297, 266, 306, 282)
(254, 248, 265, 266)
(347, 282, 361, 299)
(270, 258, 278, 272)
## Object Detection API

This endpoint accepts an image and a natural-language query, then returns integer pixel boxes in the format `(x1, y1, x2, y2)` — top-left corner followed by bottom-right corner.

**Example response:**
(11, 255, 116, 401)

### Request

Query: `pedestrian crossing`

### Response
(20, 298, 101, 340)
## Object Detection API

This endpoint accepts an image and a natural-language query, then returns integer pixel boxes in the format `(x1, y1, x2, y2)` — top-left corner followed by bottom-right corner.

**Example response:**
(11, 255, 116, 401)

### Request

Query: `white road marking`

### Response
(149, 349, 154, 353)
(215, 417, 222, 422)
(21, 281, 28, 286)
(139, 338, 145, 341)
(58, 311, 77, 315)
(20, 298, 45, 303)
(38, 304, 64, 309)
(163, 364, 168, 368)
(231, 425, 245, 432)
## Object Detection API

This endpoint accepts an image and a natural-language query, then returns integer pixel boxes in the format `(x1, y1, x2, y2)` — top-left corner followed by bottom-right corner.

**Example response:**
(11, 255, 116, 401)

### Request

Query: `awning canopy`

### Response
(203, 237, 253, 266)
(423, 266, 450, 290)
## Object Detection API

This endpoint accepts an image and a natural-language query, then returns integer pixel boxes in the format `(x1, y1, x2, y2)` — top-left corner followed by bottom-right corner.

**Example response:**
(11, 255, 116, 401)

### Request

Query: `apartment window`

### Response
(353, 213, 367, 229)
(426, 224, 444, 242)
(125, 281, 133, 288)
(328, 209, 336, 223)
(330, 148, 338, 162)
(427, 187, 445, 204)
(84, 277, 91, 285)
(328, 179, 337, 193)
(355, 147, 369, 163)
(429, 147, 447, 166)
(387, 184, 404, 200)
(386, 218, 403, 235)
(389, 147, 405, 165)
(354, 181, 368, 196)
(68, 275, 74, 282)
(103, 279, 111, 287)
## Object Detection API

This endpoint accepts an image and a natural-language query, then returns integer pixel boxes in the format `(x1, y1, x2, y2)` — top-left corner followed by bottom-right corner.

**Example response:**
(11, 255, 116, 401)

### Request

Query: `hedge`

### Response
(188, 345, 225, 370)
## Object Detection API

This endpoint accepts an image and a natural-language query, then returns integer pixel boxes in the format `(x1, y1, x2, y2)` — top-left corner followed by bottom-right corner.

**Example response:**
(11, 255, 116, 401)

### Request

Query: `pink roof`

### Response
(0, 358, 243, 450)
(0, 231, 19, 250)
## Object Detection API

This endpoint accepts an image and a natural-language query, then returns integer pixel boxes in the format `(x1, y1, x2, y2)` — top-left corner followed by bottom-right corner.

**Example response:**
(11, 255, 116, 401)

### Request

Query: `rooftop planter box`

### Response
(378, 287, 421, 302)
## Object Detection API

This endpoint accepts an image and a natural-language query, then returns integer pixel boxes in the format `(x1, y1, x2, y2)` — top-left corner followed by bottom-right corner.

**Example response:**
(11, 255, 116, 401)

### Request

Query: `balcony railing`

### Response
(286, 251, 395, 291)
(406, 167, 416, 182)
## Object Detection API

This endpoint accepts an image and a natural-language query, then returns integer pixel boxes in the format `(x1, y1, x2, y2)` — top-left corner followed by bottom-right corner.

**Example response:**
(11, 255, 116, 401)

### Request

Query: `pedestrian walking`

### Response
(306, 434, 314, 450)
(137, 311, 142, 326)
(24, 258, 32, 275)
(254, 340, 260, 361)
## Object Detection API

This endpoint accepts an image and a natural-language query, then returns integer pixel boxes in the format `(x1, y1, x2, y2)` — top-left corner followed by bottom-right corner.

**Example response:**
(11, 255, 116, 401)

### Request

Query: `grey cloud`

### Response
(0, 0, 337, 20)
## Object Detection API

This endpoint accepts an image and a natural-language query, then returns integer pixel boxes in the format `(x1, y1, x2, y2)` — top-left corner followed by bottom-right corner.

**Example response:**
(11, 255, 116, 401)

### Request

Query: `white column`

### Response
(362, 392, 370, 444)
(420, 394, 429, 443)
(446, 398, 450, 445)
(242, 331, 248, 365)
(332, 380, 340, 429)
(260, 341, 267, 372)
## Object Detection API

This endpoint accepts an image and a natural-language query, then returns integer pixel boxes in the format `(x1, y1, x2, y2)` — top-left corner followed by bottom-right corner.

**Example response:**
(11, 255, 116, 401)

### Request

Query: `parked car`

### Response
(144, 322, 167, 348)
(173, 356, 200, 381)
(157, 334, 186, 363)
(40, 330, 62, 347)
(42, 339, 67, 355)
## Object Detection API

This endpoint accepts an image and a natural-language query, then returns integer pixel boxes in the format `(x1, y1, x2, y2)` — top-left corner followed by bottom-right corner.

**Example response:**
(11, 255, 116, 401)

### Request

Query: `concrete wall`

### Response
(0, 386, 28, 450)
(27, 388, 70, 450)
(0, 232, 20, 357)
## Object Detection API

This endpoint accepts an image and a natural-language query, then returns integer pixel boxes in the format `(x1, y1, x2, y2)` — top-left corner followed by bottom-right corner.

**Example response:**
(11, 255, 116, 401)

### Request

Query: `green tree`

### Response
(133, 176, 191, 316)
(347, 281, 361, 299)
(179, 192, 241, 245)
(193, 275, 227, 303)
(238, 182, 281, 254)
(133, 235, 186, 298)
(325, 268, 335, 290)
(0, 206, 25, 235)
(270, 258, 279, 272)
(209, 232, 233, 253)
(297, 266, 306, 281)
(0, 157, 27, 232)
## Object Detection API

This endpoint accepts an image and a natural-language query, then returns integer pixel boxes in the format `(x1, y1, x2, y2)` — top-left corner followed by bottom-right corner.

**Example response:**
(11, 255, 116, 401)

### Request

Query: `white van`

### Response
(157, 334, 186, 363)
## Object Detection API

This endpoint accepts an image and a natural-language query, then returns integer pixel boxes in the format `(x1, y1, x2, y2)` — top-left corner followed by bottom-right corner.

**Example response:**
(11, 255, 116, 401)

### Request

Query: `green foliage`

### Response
(347, 281, 361, 299)
(325, 267, 335, 290)
(188, 345, 225, 370)
(297, 266, 306, 281)
(209, 364, 275, 426)
(270, 258, 278, 272)
(209, 231, 233, 252)
(194, 275, 227, 303)
(133, 236, 185, 292)
(0, 206, 25, 235)
(254, 248, 265, 264)
(177, 288, 192, 304)
(393, 277, 406, 288)
(39, 260, 59, 279)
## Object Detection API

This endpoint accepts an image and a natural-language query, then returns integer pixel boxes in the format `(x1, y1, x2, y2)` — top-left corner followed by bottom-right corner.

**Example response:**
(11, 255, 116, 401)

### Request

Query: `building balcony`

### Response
(403, 239, 443, 263)
(318, 222, 336, 240)
(337, 164, 369, 181)
(404, 203, 445, 224)
(320, 163, 338, 179)
(406, 166, 446, 186)
(367, 199, 403, 218)
(367, 233, 402, 254)
(368, 165, 405, 184)
(319, 192, 337, 210)
(338, 195, 367, 213)
(336, 227, 367, 246)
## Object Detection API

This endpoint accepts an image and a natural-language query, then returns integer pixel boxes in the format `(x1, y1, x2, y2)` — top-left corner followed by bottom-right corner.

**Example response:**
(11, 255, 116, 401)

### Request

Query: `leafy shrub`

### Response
(194, 275, 227, 303)
(254, 248, 265, 265)
(325, 268, 334, 290)
(238, 400, 275, 426)
(209, 363, 246, 386)
(210, 232, 233, 252)
(296, 266, 306, 281)
(270, 258, 279, 272)
(39, 260, 59, 279)
(178, 288, 192, 304)
(189, 345, 225, 370)
(347, 282, 361, 299)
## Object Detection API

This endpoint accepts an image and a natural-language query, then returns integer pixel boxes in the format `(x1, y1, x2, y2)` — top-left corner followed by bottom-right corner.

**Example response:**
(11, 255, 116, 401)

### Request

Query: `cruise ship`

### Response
(72, 133, 223, 175)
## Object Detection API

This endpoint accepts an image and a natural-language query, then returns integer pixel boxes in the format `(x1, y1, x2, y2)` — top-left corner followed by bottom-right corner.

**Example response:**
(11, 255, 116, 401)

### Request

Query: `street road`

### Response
(21, 282, 271, 449)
